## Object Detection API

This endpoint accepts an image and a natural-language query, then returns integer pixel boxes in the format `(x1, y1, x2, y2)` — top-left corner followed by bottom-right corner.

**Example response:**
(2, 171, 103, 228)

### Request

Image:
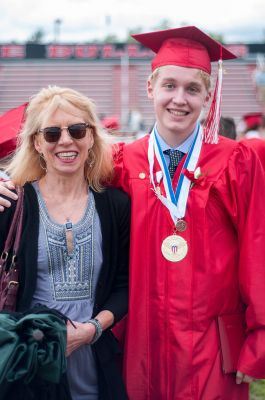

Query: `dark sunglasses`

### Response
(38, 123, 92, 143)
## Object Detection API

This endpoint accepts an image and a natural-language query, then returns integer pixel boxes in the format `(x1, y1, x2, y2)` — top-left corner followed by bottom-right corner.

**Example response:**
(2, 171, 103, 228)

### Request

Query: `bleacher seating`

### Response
(0, 59, 261, 131)
(0, 61, 114, 116)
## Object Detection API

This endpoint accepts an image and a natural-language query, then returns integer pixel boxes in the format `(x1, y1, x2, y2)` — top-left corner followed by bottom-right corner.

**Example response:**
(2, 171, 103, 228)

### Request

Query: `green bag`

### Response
(0, 307, 67, 385)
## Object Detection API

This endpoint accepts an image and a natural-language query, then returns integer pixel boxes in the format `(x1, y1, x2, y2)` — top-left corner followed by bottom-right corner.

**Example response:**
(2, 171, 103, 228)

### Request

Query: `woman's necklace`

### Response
(39, 180, 88, 255)
(65, 219, 74, 255)
(62, 194, 88, 255)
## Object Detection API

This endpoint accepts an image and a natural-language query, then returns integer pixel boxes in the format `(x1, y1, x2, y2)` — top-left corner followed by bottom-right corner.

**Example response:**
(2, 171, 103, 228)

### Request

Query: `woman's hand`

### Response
(66, 321, 96, 357)
(66, 311, 114, 356)
(236, 371, 256, 384)
(0, 180, 18, 211)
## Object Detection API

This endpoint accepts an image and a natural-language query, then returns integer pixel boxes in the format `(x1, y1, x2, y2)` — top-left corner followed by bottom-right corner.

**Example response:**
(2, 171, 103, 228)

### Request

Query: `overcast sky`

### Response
(0, 0, 264, 44)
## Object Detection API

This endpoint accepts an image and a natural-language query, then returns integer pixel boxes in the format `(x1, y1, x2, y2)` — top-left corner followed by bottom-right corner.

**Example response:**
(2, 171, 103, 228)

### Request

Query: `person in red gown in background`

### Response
(1, 26, 265, 399)
(239, 112, 265, 171)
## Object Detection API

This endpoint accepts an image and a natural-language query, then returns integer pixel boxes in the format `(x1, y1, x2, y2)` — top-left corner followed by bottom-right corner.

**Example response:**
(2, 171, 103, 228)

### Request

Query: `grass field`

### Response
(250, 380, 265, 399)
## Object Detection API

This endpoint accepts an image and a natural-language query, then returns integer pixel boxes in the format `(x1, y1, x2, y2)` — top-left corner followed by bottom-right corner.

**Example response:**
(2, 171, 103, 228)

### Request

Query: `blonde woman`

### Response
(0, 86, 130, 400)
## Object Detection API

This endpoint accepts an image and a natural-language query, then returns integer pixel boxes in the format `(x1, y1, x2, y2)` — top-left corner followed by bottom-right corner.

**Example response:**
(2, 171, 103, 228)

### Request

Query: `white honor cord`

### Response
(148, 124, 203, 224)
(148, 133, 180, 220)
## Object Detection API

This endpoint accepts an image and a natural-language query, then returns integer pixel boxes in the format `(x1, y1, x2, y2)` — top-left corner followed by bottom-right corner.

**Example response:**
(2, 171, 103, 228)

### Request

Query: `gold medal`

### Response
(161, 235, 188, 262)
(175, 219, 187, 232)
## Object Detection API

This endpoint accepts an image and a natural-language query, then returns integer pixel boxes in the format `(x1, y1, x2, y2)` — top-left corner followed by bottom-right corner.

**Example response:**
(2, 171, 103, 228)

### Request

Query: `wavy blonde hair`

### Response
(6, 86, 114, 191)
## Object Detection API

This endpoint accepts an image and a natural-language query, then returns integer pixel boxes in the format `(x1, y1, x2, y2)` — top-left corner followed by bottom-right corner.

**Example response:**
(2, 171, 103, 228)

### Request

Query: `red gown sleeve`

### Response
(220, 142, 265, 378)
(112, 142, 131, 194)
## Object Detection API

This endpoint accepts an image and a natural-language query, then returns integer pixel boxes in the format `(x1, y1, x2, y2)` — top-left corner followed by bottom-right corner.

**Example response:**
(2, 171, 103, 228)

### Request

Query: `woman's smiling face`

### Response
(34, 106, 94, 178)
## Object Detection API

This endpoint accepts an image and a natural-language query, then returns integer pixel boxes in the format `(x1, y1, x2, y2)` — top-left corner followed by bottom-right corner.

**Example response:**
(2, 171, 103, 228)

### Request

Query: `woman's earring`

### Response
(87, 148, 95, 168)
(39, 152, 47, 172)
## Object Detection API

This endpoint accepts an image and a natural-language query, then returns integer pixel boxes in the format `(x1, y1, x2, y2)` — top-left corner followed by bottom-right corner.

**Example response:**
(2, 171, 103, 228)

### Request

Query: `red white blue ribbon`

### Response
(148, 123, 203, 224)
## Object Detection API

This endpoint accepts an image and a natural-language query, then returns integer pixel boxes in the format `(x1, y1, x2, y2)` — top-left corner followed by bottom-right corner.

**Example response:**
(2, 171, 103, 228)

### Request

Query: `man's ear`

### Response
(147, 79, 154, 100)
(203, 91, 211, 108)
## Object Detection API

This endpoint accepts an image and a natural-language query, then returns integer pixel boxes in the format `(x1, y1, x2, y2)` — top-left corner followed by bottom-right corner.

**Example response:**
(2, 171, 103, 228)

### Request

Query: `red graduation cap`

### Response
(101, 115, 120, 131)
(0, 103, 28, 158)
(132, 26, 237, 74)
(243, 112, 263, 130)
(132, 26, 237, 144)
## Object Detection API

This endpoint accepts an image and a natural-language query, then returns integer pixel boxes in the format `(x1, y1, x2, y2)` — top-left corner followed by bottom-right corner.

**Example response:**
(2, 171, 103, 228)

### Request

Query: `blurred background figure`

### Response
(240, 112, 264, 139)
(101, 114, 120, 132)
(127, 108, 144, 133)
(217, 112, 265, 170)
(253, 54, 265, 105)
(0, 103, 27, 159)
(219, 116, 237, 140)
(239, 112, 265, 170)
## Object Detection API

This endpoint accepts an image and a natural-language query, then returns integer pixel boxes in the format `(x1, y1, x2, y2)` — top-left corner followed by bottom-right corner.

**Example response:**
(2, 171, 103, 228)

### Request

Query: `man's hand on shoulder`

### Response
(0, 181, 18, 211)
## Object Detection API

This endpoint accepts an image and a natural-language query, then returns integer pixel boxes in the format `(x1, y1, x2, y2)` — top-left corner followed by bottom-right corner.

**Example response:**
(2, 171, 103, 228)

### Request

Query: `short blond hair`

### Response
(6, 86, 113, 191)
(149, 66, 212, 91)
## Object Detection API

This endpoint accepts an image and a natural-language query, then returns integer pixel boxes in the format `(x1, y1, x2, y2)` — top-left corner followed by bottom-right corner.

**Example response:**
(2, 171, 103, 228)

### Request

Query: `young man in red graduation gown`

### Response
(112, 27, 265, 399)
(1, 27, 265, 400)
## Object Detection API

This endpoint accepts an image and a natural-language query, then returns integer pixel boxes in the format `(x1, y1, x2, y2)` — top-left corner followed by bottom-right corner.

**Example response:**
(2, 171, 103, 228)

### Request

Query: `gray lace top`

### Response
(31, 182, 103, 400)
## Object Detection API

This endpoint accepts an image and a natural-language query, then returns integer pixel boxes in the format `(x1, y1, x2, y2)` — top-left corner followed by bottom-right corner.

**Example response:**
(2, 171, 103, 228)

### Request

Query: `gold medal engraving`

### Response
(161, 235, 188, 262)
(175, 219, 187, 232)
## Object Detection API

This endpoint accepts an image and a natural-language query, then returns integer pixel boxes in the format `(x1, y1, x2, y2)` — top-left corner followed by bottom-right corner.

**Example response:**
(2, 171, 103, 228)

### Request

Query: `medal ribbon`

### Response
(148, 123, 203, 224)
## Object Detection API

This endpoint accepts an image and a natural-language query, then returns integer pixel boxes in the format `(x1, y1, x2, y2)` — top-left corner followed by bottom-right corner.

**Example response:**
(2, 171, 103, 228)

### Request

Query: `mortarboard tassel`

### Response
(203, 59, 223, 144)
